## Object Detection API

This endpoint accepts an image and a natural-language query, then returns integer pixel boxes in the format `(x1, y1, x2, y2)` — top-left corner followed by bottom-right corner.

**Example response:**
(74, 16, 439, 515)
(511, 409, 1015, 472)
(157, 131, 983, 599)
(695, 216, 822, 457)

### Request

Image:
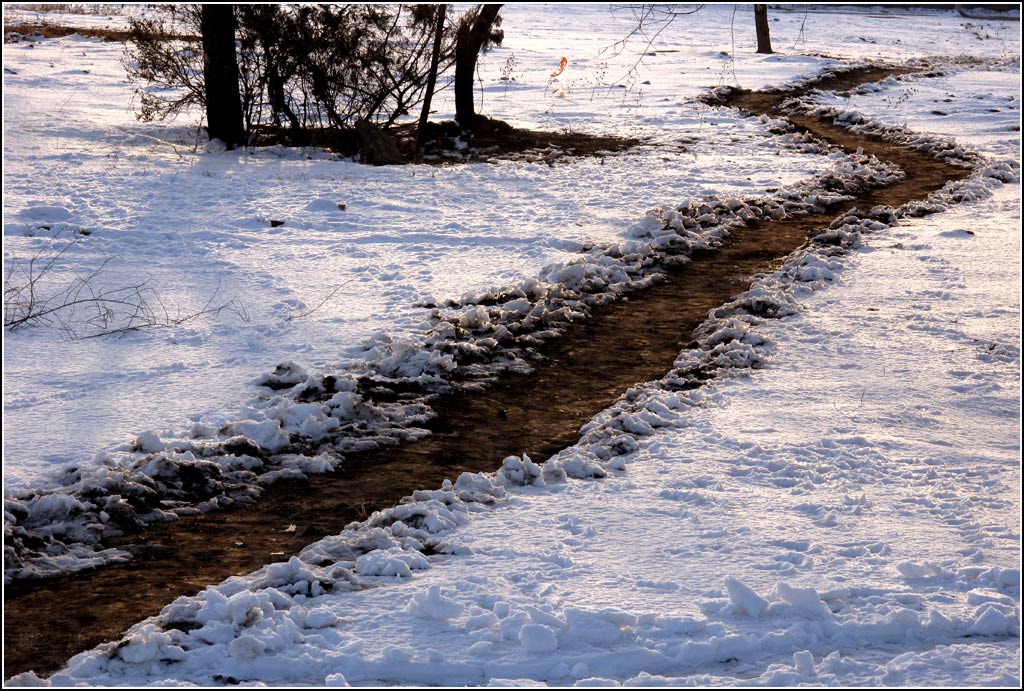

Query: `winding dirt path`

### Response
(2, 65, 971, 679)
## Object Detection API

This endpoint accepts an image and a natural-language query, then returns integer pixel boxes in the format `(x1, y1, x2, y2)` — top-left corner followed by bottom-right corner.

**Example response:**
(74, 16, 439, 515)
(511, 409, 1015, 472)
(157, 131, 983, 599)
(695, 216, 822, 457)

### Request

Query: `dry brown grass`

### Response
(4, 21, 130, 42)
(7, 3, 117, 14)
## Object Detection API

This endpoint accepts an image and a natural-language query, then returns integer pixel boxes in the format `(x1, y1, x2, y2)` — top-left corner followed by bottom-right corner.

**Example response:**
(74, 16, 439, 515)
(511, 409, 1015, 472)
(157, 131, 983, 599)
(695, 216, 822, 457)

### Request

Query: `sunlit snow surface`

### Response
(2, 3, 1021, 687)
(2, 4, 853, 480)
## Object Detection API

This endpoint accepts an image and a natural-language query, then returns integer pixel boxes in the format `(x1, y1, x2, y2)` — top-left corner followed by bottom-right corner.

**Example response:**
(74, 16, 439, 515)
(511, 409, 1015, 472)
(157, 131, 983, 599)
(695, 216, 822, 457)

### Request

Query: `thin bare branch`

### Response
(5, 232, 247, 338)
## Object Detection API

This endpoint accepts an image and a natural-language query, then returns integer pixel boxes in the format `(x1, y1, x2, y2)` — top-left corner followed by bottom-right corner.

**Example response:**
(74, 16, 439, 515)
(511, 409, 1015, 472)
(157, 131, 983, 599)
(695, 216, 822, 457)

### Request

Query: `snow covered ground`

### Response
(3, 4, 1017, 488)
(3, 3, 850, 484)
(2, 3, 1021, 686)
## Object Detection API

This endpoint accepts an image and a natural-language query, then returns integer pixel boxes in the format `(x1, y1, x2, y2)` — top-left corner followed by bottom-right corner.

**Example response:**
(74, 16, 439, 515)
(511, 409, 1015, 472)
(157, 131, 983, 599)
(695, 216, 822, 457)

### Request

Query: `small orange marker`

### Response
(550, 56, 568, 78)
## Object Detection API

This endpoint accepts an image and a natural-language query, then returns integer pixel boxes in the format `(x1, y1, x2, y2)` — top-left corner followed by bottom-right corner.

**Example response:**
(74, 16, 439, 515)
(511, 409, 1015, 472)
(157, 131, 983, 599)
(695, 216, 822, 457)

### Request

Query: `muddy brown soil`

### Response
(258, 117, 643, 163)
(2, 66, 970, 679)
(412, 117, 644, 163)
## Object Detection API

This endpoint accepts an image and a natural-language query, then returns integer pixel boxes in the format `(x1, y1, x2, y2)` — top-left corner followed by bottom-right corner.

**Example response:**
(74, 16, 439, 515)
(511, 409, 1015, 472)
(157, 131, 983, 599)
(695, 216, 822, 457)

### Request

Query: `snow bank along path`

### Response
(10, 55, 1019, 686)
(0, 63, 965, 584)
(5, 57, 1018, 680)
(2, 66, 903, 670)
(2, 61, 919, 585)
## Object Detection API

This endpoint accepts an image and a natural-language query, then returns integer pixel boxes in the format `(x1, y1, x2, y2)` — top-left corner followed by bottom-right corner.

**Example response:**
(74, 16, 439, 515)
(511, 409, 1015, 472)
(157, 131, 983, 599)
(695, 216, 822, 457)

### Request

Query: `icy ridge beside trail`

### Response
(2, 132, 902, 582)
(5, 59, 1012, 584)
(783, 61, 1021, 182)
(2, 61, 1002, 583)
(17, 96, 1019, 685)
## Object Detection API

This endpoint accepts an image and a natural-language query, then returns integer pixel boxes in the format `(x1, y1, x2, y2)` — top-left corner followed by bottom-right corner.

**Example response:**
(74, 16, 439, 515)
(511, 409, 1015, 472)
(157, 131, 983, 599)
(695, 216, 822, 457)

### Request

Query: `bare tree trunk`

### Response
(242, 5, 301, 133)
(754, 4, 773, 54)
(200, 4, 245, 148)
(266, 58, 300, 133)
(454, 4, 502, 129)
(417, 4, 448, 151)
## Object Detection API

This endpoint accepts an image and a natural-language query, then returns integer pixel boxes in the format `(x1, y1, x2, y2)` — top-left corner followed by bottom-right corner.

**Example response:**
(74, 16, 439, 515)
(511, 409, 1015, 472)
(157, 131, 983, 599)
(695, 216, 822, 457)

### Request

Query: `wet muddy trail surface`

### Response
(3, 66, 971, 678)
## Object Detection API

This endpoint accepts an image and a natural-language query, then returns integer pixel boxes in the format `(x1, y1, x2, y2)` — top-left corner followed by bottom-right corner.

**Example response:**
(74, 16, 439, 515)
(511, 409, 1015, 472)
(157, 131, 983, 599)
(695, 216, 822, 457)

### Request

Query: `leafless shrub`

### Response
(124, 4, 457, 139)
(122, 5, 206, 123)
(4, 232, 248, 338)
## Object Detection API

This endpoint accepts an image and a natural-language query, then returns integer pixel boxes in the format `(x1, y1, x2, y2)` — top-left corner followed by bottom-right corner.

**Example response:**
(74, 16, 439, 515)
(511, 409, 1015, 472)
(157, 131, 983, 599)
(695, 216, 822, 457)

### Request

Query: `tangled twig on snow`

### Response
(4, 232, 247, 338)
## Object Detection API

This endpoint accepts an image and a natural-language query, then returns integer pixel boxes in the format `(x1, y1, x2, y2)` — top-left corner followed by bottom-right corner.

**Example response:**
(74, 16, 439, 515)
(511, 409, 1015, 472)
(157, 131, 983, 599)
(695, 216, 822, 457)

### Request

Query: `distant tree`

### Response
(453, 4, 504, 129)
(601, 5, 781, 84)
(754, 4, 773, 54)
(200, 5, 245, 148)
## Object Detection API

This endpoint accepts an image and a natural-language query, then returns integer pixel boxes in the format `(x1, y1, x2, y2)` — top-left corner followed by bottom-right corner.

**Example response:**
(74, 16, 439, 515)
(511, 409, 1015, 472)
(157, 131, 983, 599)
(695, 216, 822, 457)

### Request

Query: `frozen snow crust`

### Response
(10, 60, 1020, 685)
(3, 106, 913, 583)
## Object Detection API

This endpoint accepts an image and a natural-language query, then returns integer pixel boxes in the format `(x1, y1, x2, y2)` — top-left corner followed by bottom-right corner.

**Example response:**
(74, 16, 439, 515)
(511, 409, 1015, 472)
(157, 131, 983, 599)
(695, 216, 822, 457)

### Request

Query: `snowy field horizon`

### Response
(2, 3, 1021, 687)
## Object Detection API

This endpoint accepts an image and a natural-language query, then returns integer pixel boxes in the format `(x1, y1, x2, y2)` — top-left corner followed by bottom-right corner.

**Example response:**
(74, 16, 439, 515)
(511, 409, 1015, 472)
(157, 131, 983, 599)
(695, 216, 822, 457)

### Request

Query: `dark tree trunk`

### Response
(200, 4, 245, 148)
(266, 57, 300, 133)
(417, 4, 448, 151)
(454, 4, 502, 129)
(244, 5, 301, 133)
(754, 4, 773, 54)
